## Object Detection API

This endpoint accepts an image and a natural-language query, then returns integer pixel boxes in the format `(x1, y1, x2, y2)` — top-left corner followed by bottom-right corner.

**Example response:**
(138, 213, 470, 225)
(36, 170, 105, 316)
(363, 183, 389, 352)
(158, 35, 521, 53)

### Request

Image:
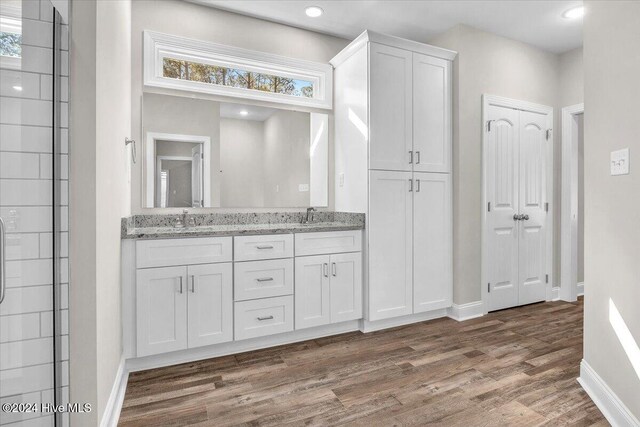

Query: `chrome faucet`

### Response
(175, 209, 193, 228)
(302, 207, 316, 224)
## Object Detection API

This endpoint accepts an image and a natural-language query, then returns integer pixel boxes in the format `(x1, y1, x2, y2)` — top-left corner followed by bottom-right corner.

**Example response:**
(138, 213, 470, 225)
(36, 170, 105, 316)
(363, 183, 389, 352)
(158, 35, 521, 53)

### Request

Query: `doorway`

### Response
(481, 95, 554, 313)
(560, 104, 584, 302)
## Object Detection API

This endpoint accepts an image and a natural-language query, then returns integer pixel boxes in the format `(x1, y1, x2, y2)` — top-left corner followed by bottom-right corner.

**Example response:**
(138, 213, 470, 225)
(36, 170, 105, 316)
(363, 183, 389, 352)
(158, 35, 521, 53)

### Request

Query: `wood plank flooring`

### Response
(119, 298, 607, 426)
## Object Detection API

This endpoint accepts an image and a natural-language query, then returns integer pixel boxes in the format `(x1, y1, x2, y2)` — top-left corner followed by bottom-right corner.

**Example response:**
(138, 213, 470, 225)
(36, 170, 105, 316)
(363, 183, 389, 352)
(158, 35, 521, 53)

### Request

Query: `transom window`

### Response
(144, 31, 332, 109)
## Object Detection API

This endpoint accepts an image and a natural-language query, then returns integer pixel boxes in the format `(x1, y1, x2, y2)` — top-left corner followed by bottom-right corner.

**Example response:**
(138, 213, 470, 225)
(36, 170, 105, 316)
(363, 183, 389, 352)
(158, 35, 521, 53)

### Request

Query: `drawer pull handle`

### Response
(323, 263, 328, 277)
(256, 245, 274, 250)
(257, 315, 274, 321)
(257, 277, 274, 282)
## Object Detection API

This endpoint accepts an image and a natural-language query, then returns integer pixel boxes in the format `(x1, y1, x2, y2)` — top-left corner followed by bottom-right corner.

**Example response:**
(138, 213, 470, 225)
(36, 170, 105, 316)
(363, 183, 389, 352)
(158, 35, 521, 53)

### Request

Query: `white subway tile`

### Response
(20, 45, 53, 75)
(0, 70, 40, 99)
(0, 152, 40, 178)
(0, 338, 53, 370)
(60, 335, 68, 360)
(40, 0, 53, 22)
(0, 286, 52, 316)
(0, 179, 52, 206)
(6, 259, 52, 288)
(13, 414, 56, 427)
(0, 391, 42, 424)
(5, 233, 40, 261)
(0, 363, 53, 397)
(21, 19, 53, 48)
(59, 128, 68, 154)
(58, 258, 68, 283)
(39, 233, 52, 259)
(60, 309, 68, 335)
(60, 180, 68, 205)
(60, 102, 68, 128)
(0, 313, 41, 343)
(59, 206, 68, 232)
(0, 97, 52, 127)
(60, 76, 68, 102)
(40, 153, 52, 179)
(21, 0, 40, 20)
(0, 125, 52, 153)
(59, 232, 68, 258)
(39, 311, 52, 338)
(60, 284, 68, 310)
(59, 154, 68, 180)
(60, 51, 68, 77)
(61, 361, 68, 386)
(0, 207, 53, 233)
(40, 74, 52, 101)
(60, 25, 69, 51)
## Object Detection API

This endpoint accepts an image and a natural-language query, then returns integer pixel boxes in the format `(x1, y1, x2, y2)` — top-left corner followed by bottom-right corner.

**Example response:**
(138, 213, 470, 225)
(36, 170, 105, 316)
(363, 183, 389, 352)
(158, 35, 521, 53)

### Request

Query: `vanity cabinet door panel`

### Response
(187, 263, 233, 348)
(369, 42, 413, 172)
(136, 266, 188, 357)
(368, 170, 413, 320)
(330, 252, 363, 323)
(413, 54, 451, 173)
(413, 172, 452, 313)
(295, 255, 331, 329)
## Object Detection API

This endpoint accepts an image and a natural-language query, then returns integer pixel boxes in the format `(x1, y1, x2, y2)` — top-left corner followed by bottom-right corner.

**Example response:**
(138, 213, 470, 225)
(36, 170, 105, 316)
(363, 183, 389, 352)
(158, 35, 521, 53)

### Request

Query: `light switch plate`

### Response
(298, 183, 310, 192)
(611, 148, 630, 175)
(339, 173, 345, 187)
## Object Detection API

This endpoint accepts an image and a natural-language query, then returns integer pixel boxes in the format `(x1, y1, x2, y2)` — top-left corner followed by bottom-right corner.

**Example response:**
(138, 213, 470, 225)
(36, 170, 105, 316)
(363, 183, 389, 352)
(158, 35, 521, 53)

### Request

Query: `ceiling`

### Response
(189, 0, 583, 54)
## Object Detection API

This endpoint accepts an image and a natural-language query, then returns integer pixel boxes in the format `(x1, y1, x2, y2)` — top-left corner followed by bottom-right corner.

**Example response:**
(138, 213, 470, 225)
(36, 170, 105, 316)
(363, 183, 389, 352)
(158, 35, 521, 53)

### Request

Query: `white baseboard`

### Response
(550, 286, 560, 301)
(127, 320, 361, 372)
(100, 356, 129, 427)
(578, 359, 640, 427)
(360, 309, 447, 332)
(447, 301, 484, 321)
(577, 282, 584, 296)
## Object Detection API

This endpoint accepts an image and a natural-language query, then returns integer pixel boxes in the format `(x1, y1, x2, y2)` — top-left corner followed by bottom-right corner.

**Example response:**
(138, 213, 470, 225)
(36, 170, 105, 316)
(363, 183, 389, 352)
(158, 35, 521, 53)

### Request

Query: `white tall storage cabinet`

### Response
(332, 31, 455, 323)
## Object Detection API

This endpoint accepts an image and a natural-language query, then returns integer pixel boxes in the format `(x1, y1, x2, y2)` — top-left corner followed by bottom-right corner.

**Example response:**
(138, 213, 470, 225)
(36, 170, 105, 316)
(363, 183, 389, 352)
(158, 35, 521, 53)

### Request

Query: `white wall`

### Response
(219, 118, 265, 207)
(130, 0, 349, 213)
(429, 24, 561, 304)
(583, 0, 640, 418)
(69, 0, 131, 424)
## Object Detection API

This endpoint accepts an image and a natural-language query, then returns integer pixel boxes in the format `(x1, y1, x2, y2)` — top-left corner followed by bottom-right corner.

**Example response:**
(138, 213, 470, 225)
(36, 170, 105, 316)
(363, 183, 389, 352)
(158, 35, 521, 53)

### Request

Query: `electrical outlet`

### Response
(298, 184, 310, 192)
(611, 148, 630, 175)
(339, 173, 345, 187)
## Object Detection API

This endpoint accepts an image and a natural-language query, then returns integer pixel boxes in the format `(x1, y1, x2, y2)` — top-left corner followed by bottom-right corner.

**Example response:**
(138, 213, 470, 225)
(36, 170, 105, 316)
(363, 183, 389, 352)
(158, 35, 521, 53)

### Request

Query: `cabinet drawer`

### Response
(234, 259, 293, 301)
(234, 296, 294, 340)
(295, 230, 362, 256)
(234, 234, 293, 261)
(136, 237, 232, 268)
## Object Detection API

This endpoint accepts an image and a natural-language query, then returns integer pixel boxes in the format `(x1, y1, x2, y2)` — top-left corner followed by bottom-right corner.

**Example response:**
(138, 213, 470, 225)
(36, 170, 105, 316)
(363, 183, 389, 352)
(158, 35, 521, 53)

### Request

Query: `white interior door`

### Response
(486, 105, 521, 311)
(368, 170, 413, 320)
(485, 102, 551, 311)
(368, 42, 413, 171)
(518, 111, 549, 305)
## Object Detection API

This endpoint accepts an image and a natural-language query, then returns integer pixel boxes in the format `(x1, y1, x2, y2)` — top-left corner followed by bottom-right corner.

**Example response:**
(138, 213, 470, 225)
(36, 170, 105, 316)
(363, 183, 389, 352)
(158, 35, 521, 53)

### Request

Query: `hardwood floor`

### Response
(119, 298, 606, 426)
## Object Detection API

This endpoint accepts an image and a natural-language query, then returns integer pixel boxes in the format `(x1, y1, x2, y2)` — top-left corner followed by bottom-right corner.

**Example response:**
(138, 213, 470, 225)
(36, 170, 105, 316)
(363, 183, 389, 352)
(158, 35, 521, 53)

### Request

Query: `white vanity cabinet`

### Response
(332, 30, 455, 326)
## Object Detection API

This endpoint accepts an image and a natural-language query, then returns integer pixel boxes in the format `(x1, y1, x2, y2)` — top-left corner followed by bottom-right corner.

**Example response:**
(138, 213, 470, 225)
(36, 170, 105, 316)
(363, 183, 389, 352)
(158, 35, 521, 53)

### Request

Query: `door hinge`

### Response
(546, 129, 552, 140)
(487, 202, 491, 212)
(545, 202, 549, 212)
(545, 274, 549, 284)
(487, 120, 494, 132)
(201, 153, 204, 159)
(488, 283, 491, 293)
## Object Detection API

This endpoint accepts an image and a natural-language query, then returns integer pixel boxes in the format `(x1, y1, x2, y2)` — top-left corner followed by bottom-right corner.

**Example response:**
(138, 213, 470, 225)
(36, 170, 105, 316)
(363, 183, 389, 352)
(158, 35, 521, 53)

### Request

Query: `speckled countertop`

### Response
(121, 212, 365, 240)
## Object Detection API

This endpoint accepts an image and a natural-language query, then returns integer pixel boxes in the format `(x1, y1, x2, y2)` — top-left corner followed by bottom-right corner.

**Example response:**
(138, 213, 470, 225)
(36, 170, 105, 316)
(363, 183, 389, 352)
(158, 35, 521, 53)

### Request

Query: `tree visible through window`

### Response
(0, 32, 21, 58)
(163, 58, 314, 98)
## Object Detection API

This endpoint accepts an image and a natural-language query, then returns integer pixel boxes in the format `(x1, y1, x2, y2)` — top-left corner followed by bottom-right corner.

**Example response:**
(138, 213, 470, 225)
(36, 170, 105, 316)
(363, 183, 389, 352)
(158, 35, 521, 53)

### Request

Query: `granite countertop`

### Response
(122, 212, 365, 240)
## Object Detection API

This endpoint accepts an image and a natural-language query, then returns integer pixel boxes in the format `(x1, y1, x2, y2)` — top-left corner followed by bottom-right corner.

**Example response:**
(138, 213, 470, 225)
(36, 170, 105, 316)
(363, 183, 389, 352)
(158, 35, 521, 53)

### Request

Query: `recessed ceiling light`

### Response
(12, 85, 22, 91)
(239, 110, 249, 116)
(305, 6, 323, 18)
(562, 6, 584, 19)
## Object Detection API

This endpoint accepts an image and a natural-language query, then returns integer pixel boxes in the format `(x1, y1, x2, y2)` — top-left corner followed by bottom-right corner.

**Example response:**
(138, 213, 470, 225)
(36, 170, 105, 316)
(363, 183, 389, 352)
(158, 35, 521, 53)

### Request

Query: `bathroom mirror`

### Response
(142, 93, 328, 208)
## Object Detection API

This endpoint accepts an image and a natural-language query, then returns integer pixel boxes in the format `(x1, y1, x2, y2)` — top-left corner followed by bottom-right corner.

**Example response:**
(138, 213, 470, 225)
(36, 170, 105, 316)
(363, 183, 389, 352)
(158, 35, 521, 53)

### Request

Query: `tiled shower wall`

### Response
(0, 0, 69, 426)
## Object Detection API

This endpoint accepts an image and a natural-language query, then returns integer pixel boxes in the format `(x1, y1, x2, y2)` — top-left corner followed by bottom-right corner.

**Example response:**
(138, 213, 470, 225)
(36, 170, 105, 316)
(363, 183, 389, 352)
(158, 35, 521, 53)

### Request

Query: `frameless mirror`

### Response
(142, 93, 328, 208)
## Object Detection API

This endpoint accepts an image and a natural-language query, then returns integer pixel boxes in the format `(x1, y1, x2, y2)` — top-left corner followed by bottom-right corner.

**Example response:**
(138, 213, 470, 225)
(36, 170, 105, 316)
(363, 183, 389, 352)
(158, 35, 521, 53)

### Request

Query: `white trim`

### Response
(127, 320, 361, 372)
(577, 282, 584, 296)
(560, 103, 584, 302)
(551, 286, 560, 301)
(578, 359, 640, 427)
(144, 132, 211, 208)
(481, 94, 554, 314)
(360, 309, 447, 333)
(447, 301, 484, 322)
(100, 356, 129, 427)
(143, 31, 333, 110)
(330, 30, 457, 67)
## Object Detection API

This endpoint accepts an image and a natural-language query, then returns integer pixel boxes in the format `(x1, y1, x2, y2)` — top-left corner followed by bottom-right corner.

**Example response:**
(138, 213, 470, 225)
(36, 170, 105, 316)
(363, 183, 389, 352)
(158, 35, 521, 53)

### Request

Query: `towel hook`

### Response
(125, 137, 136, 164)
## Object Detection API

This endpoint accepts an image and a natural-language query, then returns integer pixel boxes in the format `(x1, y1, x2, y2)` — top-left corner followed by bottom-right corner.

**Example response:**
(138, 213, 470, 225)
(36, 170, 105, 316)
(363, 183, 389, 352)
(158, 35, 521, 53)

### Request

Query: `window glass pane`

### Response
(0, 31, 21, 57)
(162, 58, 314, 98)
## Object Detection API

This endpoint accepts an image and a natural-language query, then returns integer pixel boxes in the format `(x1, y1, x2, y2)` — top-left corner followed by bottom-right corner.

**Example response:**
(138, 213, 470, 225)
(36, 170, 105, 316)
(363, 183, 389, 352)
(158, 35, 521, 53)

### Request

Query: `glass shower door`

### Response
(0, 0, 65, 426)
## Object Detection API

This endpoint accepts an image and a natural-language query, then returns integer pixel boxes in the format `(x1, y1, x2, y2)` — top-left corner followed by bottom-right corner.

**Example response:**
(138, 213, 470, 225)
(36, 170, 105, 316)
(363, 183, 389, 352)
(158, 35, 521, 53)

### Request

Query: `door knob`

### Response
(523, 214, 530, 221)
(513, 214, 521, 221)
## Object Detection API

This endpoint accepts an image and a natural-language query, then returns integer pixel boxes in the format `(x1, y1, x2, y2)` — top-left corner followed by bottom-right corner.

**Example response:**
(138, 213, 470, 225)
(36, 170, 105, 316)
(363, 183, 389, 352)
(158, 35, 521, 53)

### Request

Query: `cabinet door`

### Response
(187, 263, 233, 348)
(368, 170, 413, 320)
(136, 266, 187, 357)
(413, 54, 451, 173)
(330, 252, 363, 323)
(369, 42, 413, 172)
(413, 172, 452, 313)
(295, 255, 331, 329)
